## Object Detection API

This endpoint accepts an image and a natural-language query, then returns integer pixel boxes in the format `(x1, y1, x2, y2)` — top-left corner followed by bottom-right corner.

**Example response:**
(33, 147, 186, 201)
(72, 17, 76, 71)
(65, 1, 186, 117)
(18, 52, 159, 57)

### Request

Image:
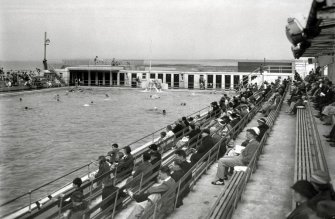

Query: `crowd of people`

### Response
(60, 77, 296, 219)
(0, 67, 60, 88)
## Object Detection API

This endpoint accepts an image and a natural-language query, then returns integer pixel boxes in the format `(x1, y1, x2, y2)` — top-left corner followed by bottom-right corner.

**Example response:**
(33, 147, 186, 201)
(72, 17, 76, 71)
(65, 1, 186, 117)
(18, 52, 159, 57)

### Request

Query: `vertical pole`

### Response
(58, 194, 64, 218)
(153, 202, 158, 219)
(111, 190, 119, 219)
(174, 181, 182, 210)
(139, 172, 144, 191)
(29, 190, 32, 213)
(89, 180, 93, 204)
(43, 32, 47, 61)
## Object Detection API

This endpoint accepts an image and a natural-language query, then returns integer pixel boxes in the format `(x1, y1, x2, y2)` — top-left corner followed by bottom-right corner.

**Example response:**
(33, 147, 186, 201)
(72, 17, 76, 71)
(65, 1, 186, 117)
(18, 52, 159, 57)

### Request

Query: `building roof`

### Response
(290, 0, 335, 58)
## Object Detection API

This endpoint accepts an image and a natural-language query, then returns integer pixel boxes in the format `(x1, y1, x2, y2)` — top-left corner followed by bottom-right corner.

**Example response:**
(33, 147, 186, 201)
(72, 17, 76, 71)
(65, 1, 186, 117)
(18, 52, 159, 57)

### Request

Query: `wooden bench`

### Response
(292, 100, 329, 208)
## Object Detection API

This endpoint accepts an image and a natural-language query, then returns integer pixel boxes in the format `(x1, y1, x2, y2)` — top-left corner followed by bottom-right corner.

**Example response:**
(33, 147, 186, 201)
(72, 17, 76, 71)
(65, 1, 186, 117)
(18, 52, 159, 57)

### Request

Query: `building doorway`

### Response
(188, 75, 194, 89)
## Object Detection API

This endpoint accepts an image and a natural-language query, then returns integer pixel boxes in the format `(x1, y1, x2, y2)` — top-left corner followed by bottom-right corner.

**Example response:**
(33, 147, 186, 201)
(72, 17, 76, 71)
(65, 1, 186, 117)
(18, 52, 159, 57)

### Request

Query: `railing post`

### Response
(153, 202, 158, 219)
(58, 194, 64, 218)
(88, 180, 93, 204)
(113, 167, 118, 186)
(206, 150, 212, 172)
(139, 172, 144, 191)
(28, 190, 32, 213)
(111, 190, 119, 219)
(174, 181, 182, 210)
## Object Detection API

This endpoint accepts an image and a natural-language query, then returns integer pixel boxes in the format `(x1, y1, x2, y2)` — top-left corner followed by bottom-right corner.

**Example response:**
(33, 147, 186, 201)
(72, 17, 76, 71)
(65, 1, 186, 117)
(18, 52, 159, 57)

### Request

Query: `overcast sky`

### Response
(0, 0, 312, 61)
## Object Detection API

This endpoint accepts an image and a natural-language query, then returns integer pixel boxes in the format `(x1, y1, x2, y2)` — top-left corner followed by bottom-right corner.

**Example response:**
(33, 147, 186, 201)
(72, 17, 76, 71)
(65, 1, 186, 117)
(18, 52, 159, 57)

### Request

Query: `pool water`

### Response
(0, 87, 224, 214)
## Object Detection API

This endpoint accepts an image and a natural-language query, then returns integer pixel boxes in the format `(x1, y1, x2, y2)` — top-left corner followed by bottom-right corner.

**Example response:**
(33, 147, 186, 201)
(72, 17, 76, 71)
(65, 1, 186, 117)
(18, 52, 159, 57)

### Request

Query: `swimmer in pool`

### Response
(19, 98, 22, 102)
(163, 110, 166, 115)
(105, 94, 109, 98)
(24, 106, 31, 110)
(91, 101, 94, 104)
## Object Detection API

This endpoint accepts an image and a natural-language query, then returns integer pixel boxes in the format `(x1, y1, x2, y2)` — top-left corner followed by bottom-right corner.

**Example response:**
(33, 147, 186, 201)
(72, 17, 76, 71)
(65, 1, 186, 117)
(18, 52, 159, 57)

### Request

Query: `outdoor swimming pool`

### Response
(0, 87, 226, 214)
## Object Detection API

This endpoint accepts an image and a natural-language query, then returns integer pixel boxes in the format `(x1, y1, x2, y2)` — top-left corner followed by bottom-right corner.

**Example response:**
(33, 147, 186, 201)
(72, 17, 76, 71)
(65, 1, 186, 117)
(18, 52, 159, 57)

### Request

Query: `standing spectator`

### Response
(95, 156, 111, 187)
(116, 146, 134, 175)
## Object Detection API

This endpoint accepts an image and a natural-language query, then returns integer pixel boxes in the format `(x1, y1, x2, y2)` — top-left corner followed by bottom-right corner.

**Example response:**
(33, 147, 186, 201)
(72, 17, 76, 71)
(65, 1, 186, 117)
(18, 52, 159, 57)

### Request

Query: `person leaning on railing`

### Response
(211, 128, 260, 186)
(115, 146, 134, 175)
(95, 156, 112, 187)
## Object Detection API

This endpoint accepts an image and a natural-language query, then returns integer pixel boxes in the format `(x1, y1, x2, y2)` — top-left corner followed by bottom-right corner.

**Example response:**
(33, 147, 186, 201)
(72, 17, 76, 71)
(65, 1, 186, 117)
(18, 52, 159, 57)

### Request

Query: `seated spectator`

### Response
(318, 102, 335, 125)
(286, 180, 318, 219)
(316, 200, 335, 219)
(166, 125, 175, 138)
(187, 124, 201, 146)
(190, 128, 214, 165)
(127, 166, 176, 219)
(182, 116, 189, 127)
(173, 119, 184, 138)
(229, 113, 240, 128)
(171, 160, 185, 182)
(256, 118, 269, 141)
(116, 146, 134, 175)
(101, 179, 126, 212)
(323, 125, 335, 147)
(309, 170, 335, 212)
(212, 128, 259, 185)
(149, 144, 162, 173)
(95, 156, 111, 187)
(126, 152, 152, 187)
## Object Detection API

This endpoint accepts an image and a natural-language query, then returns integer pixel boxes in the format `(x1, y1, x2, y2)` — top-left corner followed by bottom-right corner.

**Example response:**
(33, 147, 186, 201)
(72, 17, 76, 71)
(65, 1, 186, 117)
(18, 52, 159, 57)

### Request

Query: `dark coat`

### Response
(171, 169, 185, 182)
(133, 161, 153, 178)
(257, 123, 269, 141)
(117, 154, 134, 174)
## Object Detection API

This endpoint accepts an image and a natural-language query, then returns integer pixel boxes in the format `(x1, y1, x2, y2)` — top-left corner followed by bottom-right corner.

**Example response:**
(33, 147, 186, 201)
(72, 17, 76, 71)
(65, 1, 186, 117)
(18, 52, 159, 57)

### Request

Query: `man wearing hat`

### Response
(212, 128, 259, 185)
(257, 118, 269, 141)
(190, 128, 214, 165)
(287, 180, 318, 219)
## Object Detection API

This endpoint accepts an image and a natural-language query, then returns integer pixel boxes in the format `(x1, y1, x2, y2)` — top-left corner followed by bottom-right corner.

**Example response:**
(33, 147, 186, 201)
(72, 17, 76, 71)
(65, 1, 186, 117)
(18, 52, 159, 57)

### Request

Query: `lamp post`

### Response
(43, 32, 50, 70)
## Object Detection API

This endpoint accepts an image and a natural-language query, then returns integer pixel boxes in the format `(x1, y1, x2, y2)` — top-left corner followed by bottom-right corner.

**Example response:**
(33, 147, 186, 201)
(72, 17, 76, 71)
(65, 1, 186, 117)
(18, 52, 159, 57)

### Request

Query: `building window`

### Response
(142, 73, 146, 79)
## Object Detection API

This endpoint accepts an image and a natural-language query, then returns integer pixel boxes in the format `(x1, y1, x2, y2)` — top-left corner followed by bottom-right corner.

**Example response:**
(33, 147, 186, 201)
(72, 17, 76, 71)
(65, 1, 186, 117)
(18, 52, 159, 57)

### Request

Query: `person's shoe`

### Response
(211, 179, 225, 185)
(326, 139, 335, 143)
(323, 135, 331, 138)
(223, 176, 228, 180)
(330, 143, 335, 147)
(314, 114, 321, 118)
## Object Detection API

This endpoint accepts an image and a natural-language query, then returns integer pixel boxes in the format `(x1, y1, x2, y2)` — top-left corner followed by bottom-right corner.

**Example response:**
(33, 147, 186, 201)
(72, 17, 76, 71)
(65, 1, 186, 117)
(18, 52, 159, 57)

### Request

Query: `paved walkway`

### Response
(231, 96, 296, 219)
